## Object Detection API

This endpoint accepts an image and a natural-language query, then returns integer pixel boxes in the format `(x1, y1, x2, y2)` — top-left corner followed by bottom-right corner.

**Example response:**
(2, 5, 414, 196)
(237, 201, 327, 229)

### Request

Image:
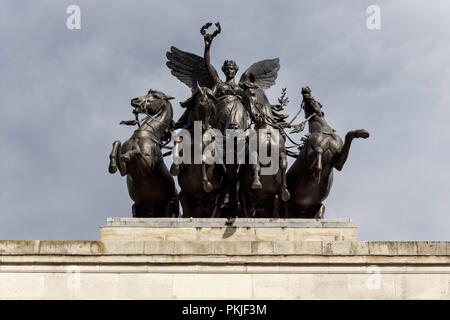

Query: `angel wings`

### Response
(166, 46, 280, 92)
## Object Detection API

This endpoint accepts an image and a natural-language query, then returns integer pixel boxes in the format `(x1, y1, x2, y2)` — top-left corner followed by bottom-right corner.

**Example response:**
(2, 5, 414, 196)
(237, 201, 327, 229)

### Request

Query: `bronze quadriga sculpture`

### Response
(108, 23, 369, 219)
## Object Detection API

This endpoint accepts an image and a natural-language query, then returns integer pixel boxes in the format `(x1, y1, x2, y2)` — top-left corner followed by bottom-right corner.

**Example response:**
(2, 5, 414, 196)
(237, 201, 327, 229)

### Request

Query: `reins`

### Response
(250, 100, 302, 150)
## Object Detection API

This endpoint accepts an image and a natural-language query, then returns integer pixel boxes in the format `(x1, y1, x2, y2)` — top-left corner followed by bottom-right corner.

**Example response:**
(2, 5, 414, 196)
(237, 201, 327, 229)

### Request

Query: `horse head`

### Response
(299, 87, 336, 184)
(242, 82, 274, 128)
(131, 89, 174, 117)
(301, 87, 324, 119)
(109, 89, 179, 217)
(194, 84, 216, 130)
(123, 89, 175, 173)
(180, 84, 216, 131)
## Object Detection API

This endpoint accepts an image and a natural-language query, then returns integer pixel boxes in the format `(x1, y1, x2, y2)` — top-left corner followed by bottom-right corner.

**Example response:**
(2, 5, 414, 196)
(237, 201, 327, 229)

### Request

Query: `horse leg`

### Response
(225, 164, 238, 209)
(120, 149, 141, 163)
(132, 203, 153, 218)
(201, 162, 213, 193)
(120, 148, 148, 176)
(272, 194, 280, 218)
(247, 195, 257, 217)
(250, 156, 262, 190)
(108, 141, 121, 174)
(239, 190, 256, 218)
(179, 191, 195, 218)
(238, 192, 248, 218)
(249, 138, 262, 189)
(110, 141, 128, 176)
(305, 203, 325, 219)
(279, 149, 290, 202)
(335, 129, 370, 170)
(212, 191, 225, 218)
(117, 146, 127, 176)
(170, 137, 182, 176)
(315, 203, 325, 219)
(289, 201, 309, 218)
(165, 189, 180, 217)
(334, 129, 369, 171)
(131, 203, 140, 217)
(287, 201, 299, 218)
(282, 197, 290, 218)
(287, 201, 296, 218)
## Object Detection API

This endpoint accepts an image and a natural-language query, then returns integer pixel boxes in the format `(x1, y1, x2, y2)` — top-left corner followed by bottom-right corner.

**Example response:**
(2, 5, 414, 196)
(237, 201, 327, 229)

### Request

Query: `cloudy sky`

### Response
(1, 0, 449, 241)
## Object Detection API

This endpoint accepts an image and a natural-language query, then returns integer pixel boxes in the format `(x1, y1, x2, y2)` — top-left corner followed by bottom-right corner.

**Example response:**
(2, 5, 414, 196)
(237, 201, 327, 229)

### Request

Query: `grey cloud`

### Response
(0, 0, 449, 240)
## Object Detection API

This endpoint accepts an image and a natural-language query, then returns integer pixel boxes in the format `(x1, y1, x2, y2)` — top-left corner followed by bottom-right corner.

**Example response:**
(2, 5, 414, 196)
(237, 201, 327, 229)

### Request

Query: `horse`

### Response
(108, 89, 179, 217)
(170, 85, 226, 217)
(286, 87, 369, 218)
(239, 82, 290, 218)
(211, 91, 249, 217)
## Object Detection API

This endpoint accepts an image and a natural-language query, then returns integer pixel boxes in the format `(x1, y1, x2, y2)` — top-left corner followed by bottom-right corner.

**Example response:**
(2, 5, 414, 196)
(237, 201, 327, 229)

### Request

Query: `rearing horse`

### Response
(286, 87, 369, 218)
(239, 82, 290, 217)
(170, 85, 226, 217)
(108, 89, 179, 217)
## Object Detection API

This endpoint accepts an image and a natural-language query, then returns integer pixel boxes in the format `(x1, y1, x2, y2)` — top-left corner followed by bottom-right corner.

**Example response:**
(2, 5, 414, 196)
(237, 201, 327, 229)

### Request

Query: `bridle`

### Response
(134, 101, 172, 148)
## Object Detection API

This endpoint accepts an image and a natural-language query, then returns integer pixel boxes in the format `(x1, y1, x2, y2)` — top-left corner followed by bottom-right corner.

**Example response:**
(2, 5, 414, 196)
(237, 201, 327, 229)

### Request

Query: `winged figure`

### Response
(166, 22, 281, 131)
(167, 22, 284, 217)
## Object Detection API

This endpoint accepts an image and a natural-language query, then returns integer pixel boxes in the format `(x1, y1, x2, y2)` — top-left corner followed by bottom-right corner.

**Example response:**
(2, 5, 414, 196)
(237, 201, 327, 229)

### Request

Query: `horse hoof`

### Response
(108, 163, 118, 174)
(202, 181, 213, 193)
(281, 189, 290, 202)
(251, 181, 263, 190)
(351, 129, 369, 139)
(170, 164, 180, 176)
(356, 129, 370, 139)
(314, 204, 325, 219)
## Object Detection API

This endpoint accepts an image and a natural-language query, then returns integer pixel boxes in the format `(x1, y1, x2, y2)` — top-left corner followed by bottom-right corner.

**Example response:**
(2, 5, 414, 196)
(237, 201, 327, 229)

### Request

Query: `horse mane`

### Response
(174, 87, 216, 132)
(245, 84, 289, 128)
(162, 119, 175, 144)
(175, 93, 196, 130)
(160, 101, 175, 144)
